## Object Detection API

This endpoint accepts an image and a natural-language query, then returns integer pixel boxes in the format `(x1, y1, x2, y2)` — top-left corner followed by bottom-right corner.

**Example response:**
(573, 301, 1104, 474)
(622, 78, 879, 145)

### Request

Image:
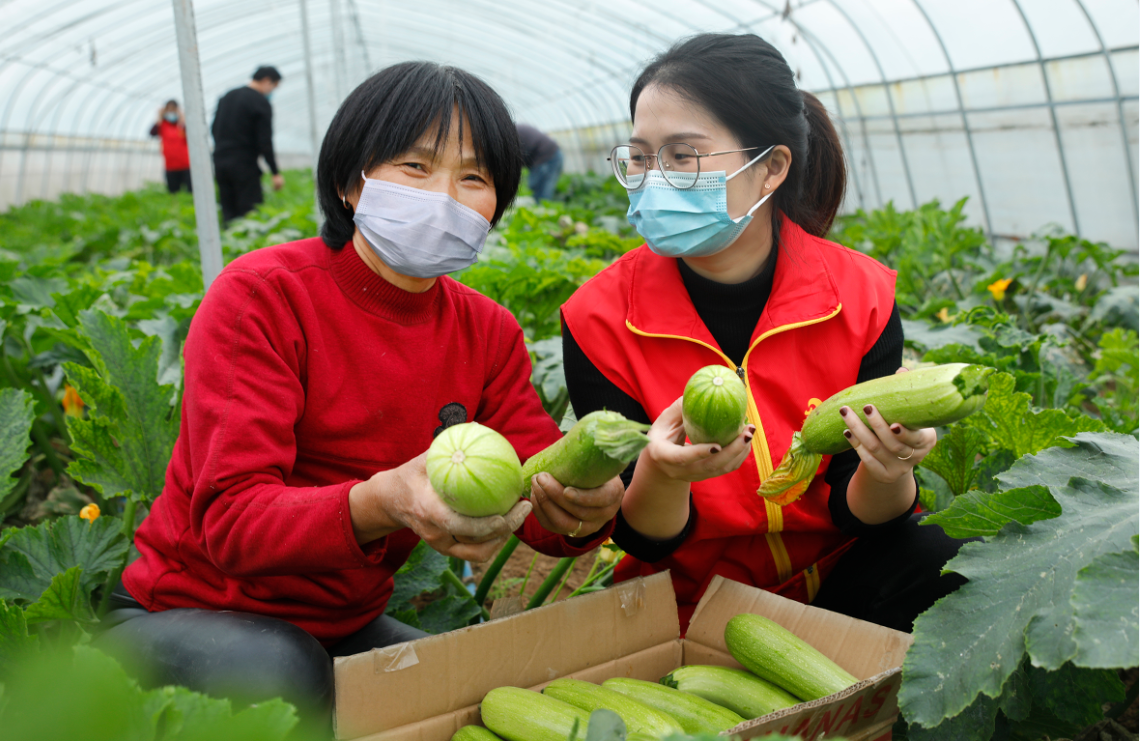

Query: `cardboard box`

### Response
(333, 573, 913, 741)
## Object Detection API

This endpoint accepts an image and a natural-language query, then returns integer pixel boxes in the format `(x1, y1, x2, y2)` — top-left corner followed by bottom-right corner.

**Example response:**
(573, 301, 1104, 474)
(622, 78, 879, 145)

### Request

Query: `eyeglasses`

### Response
(608, 143, 772, 190)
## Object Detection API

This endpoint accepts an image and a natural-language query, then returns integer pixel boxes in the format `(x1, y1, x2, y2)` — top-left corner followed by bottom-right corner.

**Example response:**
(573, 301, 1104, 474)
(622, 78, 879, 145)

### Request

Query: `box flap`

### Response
(686, 576, 913, 679)
(334, 572, 678, 740)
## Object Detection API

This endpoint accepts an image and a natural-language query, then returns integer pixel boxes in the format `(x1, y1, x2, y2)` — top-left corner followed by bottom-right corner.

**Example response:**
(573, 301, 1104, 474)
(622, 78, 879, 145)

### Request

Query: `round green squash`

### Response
(682, 365, 749, 447)
(426, 422, 523, 517)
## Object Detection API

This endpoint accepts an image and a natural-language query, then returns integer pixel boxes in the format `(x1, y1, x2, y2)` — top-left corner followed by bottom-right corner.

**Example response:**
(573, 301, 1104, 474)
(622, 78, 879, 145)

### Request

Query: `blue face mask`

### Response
(626, 146, 774, 258)
(265, 92, 275, 102)
(163, 112, 179, 123)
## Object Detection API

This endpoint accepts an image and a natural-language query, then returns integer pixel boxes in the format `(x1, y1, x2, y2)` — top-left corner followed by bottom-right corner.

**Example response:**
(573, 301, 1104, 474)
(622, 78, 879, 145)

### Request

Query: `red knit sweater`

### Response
(123, 237, 610, 644)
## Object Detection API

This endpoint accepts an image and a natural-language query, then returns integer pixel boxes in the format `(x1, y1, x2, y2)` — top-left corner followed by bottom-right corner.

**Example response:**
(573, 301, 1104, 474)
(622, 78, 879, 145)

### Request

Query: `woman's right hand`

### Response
(643, 397, 754, 483)
(349, 451, 531, 562)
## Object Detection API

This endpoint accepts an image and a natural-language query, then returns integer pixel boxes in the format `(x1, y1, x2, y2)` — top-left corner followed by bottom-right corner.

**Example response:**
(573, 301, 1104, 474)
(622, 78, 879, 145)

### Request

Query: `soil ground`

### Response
(468, 540, 604, 611)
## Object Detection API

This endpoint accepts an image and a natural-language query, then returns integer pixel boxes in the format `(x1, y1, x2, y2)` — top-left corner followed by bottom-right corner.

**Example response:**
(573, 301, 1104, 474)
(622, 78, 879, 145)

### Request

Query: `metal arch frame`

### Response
(820, 0, 917, 209)
(909, 0, 994, 237)
(1008, 0, 1081, 237)
(9, 0, 631, 194)
(1072, 0, 1138, 225)
(746, 1, 885, 207)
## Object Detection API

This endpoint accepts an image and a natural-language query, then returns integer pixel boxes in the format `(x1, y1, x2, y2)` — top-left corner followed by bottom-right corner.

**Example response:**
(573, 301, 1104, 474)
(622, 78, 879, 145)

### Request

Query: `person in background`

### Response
(211, 65, 284, 225)
(149, 100, 191, 193)
(517, 123, 563, 202)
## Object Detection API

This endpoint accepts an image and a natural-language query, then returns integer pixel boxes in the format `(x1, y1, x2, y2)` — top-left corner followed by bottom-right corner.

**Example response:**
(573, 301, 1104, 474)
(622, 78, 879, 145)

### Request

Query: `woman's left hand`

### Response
(528, 472, 624, 540)
(840, 367, 937, 483)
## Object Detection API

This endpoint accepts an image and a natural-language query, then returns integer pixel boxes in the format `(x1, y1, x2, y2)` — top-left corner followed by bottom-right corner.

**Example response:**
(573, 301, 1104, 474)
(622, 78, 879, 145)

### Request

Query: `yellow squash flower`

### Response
(936, 307, 955, 323)
(79, 503, 100, 523)
(987, 278, 1013, 301)
(62, 384, 85, 418)
(1075, 273, 1088, 292)
(597, 538, 624, 565)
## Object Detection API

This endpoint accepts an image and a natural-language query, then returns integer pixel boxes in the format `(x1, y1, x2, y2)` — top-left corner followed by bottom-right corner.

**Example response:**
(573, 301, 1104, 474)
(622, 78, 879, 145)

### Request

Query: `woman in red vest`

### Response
(149, 100, 192, 193)
(562, 34, 972, 634)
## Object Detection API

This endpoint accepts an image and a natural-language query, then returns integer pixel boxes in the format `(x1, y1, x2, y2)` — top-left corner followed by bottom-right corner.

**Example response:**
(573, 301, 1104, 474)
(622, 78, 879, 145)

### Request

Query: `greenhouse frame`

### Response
(2, 0, 1137, 256)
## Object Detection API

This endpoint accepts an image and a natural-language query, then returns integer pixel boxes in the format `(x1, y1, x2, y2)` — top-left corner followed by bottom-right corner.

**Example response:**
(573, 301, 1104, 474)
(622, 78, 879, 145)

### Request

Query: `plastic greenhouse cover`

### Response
(0, 0, 1136, 247)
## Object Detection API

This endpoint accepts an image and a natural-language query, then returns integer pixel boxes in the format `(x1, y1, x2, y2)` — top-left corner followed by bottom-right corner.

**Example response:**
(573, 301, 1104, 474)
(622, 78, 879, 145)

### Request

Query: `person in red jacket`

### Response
(562, 34, 975, 636)
(149, 100, 191, 193)
(99, 62, 623, 732)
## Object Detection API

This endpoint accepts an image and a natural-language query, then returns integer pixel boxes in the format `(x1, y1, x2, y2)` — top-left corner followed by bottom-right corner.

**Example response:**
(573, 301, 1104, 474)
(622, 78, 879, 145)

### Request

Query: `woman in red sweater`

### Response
(100, 63, 622, 730)
(149, 100, 192, 193)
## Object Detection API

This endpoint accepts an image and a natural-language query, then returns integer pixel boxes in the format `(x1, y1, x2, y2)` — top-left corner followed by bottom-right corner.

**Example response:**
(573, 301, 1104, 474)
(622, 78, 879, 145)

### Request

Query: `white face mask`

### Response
(352, 173, 491, 279)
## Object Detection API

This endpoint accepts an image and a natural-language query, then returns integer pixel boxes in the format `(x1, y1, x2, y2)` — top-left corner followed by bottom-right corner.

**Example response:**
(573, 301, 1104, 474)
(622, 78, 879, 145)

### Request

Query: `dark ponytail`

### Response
(630, 34, 846, 238)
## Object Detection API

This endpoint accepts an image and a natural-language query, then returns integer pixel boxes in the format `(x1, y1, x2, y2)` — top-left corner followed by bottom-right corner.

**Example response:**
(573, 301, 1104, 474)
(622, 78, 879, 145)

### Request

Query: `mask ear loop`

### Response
(725, 145, 777, 222)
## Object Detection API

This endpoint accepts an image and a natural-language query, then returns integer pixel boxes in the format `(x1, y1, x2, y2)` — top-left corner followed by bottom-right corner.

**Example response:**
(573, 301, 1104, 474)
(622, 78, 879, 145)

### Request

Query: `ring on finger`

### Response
(568, 520, 584, 538)
(897, 446, 914, 461)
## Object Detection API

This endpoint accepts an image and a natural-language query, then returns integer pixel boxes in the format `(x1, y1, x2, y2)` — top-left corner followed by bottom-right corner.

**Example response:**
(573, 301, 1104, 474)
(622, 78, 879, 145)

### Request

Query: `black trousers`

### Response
(96, 586, 427, 736)
(164, 169, 192, 193)
(215, 164, 263, 224)
(812, 513, 975, 633)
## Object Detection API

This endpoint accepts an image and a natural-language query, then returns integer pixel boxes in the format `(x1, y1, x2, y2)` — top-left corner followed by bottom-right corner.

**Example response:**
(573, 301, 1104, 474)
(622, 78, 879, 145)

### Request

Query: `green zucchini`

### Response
(450, 726, 503, 741)
(542, 678, 683, 737)
(521, 411, 650, 495)
(682, 365, 748, 447)
(480, 686, 589, 741)
(759, 363, 994, 504)
(601, 676, 746, 733)
(660, 665, 798, 719)
(724, 614, 859, 701)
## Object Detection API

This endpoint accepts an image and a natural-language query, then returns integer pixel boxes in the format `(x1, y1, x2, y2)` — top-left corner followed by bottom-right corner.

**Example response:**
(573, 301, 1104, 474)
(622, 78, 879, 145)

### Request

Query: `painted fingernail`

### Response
(747, 425, 757, 434)
(864, 405, 874, 415)
(892, 425, 902, 435)
(843, 430, 852, 439)
(710, 446, 722, 454)
(744, 435, 754, 444)
(839, 407, 848, 417)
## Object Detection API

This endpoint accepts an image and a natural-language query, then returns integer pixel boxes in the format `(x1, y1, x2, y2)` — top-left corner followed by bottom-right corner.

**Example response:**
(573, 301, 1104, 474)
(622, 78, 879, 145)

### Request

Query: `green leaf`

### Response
(923, 485, 1061, 539)
(901, 319, 984, 352)
(0, 389, 34, 504)
(899, 433, 1139, 729)
(1026, 663, 1124, 728)
(965, 373, 1105, 458)
(64, 309, 180, 503)
(154, 685, 298, 741)
(1070, 539, 1139, 668)
(584, 708, 626, 741)
(0, 599, 38, 667)
(417, 593, 483, 634)
(920, 425, 987, 497)
(9, 276, 68, 309)
(386, 541, 447, 615)
(0, 515, 128, 600)
(23, 566, 96, 625)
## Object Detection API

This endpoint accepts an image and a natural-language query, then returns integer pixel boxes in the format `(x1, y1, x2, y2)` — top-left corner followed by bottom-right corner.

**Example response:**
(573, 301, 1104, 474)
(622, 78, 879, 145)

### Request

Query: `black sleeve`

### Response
(149, 123, 160, 137)
(562, 322, 696, 561)
(257, 99, 278, 174)
(824, 302, 919, 535)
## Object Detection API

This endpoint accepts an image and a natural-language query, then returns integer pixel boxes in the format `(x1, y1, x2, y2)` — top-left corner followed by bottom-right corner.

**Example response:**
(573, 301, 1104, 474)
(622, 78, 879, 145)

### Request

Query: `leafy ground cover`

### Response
(0, 175, 1134, 741)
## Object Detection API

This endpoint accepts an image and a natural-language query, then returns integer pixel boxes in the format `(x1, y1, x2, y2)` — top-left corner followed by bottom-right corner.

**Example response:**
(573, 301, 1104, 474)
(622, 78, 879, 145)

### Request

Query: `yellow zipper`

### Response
(625, 303, 842, 584)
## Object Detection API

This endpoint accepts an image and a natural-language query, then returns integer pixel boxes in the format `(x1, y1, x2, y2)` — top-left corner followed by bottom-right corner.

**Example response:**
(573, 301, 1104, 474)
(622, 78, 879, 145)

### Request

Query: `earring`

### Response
(342, 195, 349, 208)
(764, 184, 771, 189)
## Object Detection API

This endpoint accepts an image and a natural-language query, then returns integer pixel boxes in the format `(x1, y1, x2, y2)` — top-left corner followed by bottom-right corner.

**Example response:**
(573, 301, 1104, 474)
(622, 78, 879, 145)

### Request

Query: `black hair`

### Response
(253, 65, 282, 83)
(317, 61, 523, 248)
(631, 34, 845, 238)
(164, 99, 179, 108)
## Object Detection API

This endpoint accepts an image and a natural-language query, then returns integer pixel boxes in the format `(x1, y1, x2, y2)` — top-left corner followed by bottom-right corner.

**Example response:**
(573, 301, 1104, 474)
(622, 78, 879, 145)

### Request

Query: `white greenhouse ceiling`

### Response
(1, 0, 1137, 247)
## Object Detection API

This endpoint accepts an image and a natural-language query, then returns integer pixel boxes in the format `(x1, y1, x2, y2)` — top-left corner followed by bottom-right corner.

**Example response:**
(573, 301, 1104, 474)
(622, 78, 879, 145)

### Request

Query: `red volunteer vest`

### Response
(562, 215, 897, 632)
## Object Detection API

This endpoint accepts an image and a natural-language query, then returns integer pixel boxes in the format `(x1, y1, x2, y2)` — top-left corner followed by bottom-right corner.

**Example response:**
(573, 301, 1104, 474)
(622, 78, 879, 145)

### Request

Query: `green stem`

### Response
(30, 420, 66, 478)
(444, 567, 490, 621)
(548, 559, 578, 604)
(448, 556, 465, 578)
(96, 498, 138, 619)
(526, 557, 576, 610)
(518, 552, 540, 597)
(472, 535, 519, 608)
(32, 366, 70, 443)
(568, 561, 616, 599)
